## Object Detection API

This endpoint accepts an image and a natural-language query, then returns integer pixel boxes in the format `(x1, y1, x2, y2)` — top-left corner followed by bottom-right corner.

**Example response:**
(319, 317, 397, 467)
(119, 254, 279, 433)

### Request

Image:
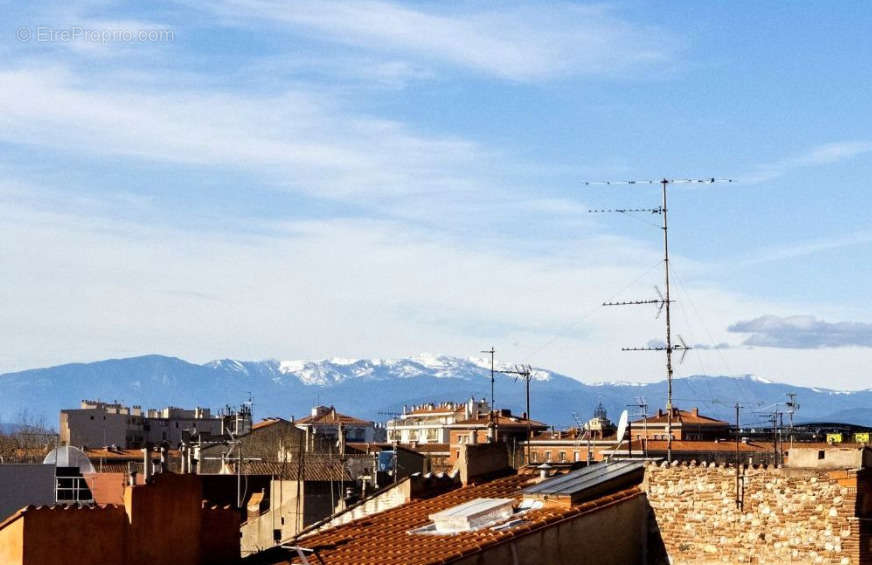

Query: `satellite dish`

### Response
(43, 445, 95, 475)
(615, 410, 629, 445)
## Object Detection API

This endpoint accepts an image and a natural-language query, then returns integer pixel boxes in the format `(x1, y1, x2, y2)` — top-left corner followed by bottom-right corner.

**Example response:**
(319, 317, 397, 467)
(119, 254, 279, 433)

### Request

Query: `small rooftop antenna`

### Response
(587, 177, 733, 461)
(785, 393, 799, 429)
(626, 398, 648, 458)
(785, 393, 800, 447)
(572, 411, 594, 464)
(497, 364, 533, 463)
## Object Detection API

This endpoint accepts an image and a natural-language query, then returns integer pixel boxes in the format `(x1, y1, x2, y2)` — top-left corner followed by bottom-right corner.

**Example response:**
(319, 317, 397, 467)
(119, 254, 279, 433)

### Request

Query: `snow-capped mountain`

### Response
(205, 354, 553, 386)
(1, 354, 870, 429)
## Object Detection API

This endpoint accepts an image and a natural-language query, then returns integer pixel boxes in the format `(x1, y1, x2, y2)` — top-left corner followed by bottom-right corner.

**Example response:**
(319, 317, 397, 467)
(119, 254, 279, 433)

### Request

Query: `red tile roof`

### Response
(451, 412, 548, 429)
(623, 439, 771, 453)
(232, 456, 374, 481)
(258, 473, 642, 564)
(252, 417, 290, 431)
(85, 447, 179, 461)
(296, 409, 371, 426)
(633, 408, 729, 427)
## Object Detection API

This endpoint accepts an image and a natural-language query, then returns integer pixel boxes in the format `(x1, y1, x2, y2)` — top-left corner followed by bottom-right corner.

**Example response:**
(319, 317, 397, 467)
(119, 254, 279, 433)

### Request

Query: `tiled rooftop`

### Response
(251, 417, 290, 431)
(636, 408, 729, 427)
(296, 410, 371, 426)
(451, 412, 548, 429)
(233, 457, 370, 481)
(85, 447, 179, 460)
(624, 439, 772, 453)
(254, 472, 643, 564)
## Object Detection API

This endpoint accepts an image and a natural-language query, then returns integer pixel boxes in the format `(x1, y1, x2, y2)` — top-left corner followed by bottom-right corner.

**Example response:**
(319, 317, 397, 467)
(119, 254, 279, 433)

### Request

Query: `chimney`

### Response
(693, 407, 699, 417)
(193, 444, 201, 474)
(142, 448, 152, 482)
(456, 443, 510, 485)
(180, 444, 188, 474)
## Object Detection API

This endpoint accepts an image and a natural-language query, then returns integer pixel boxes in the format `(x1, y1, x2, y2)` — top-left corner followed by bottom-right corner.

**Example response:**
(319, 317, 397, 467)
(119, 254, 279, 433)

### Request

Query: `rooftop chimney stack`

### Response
(142, 448, 152, 482)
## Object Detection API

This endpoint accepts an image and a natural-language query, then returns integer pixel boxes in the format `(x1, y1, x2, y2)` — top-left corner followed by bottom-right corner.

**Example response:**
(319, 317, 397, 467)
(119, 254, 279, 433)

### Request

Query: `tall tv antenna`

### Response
(497, 364, 533, 464)
(586, 177, 734, 462)
(481, 347, 496, 442)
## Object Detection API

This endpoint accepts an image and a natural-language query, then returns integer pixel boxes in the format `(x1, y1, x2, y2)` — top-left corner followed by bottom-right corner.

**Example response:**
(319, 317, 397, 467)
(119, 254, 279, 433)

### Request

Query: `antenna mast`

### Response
(481, 347, 496, 442)
(587, 177, 733, 462)
(497, 364, 533, 464)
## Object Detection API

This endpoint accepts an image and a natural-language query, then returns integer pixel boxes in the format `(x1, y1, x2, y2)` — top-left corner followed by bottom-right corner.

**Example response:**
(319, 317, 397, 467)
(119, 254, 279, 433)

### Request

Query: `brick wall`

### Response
(644, 460, 870, 564)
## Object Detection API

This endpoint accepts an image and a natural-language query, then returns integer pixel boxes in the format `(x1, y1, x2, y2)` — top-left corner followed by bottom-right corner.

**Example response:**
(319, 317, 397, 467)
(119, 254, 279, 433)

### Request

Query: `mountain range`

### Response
(1, 354, 869, 429)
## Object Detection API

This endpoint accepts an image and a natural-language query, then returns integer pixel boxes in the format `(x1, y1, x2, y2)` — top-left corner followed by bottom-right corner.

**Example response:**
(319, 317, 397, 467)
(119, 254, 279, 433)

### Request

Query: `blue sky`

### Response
(1, 1, 871, 389)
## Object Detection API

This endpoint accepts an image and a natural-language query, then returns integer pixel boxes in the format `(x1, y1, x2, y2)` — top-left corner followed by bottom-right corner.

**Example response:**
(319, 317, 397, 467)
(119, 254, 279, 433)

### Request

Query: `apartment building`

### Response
(60, 400, 224, 449)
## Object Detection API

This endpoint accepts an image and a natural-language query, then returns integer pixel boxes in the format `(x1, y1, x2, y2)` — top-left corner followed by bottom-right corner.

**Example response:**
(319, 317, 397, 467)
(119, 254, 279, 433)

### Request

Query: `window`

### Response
(818, 450, 825, 460)
(531, 451, 539, 463)
(559, 451, 566, 462)
(545, 451, 552, 462)
(574, 451, 580, 462)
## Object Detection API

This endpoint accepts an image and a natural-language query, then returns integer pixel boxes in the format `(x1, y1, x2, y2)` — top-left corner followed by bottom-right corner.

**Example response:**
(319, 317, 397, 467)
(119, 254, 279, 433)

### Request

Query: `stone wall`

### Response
(644, 461, 870, 564)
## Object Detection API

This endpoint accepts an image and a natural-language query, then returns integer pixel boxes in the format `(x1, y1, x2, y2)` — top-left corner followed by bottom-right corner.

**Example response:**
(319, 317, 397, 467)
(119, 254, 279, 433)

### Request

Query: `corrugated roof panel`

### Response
(522, 461, 645, 496)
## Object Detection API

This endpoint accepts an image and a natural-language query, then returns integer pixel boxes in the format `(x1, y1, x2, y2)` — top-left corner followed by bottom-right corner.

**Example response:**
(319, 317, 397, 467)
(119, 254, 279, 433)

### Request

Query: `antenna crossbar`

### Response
(588, 208, 663, 214)
(603, 299, 667, 306)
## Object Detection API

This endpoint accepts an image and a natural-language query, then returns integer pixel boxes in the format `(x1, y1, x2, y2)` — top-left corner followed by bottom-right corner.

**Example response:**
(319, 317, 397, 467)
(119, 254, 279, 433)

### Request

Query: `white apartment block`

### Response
(386, 398, 490, 445)
(60, 400, 223, 449)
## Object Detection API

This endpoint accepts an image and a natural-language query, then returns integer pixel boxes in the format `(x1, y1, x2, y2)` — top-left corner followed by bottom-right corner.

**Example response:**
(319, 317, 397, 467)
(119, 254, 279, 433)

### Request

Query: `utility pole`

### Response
(481, 347, 496, 443)
(588, 177, 732, 462)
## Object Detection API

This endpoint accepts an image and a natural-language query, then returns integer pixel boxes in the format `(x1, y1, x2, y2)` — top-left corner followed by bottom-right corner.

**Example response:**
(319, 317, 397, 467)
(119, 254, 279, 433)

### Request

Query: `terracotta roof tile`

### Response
(634, 408, 729, 427)
(296, 410, 371, 426)
(254, 473, 642, 564)
(252, 417, 289, 431)
(625, 439, 771, 453)
(451, 413, 548, 429)
(85, 447, 179, 460)
(233, 456, 373, 481)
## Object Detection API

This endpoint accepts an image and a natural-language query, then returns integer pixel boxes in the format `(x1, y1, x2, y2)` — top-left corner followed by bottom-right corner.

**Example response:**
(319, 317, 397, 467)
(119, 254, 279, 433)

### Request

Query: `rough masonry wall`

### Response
(645, 461, 867, 564)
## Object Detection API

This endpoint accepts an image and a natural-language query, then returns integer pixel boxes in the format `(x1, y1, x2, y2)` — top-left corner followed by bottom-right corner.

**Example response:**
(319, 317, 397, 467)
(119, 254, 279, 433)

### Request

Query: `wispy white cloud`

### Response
(734, 230, 872, 266)
(0, 67, 482, 201)
(729, 315, 872, 349)
(743, 141, 872, 183)
(199, 0, 677, 81)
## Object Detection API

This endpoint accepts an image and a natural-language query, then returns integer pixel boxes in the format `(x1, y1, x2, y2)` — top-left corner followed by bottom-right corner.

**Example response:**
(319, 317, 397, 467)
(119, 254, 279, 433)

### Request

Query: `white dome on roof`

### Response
(43, 445, 95, 474)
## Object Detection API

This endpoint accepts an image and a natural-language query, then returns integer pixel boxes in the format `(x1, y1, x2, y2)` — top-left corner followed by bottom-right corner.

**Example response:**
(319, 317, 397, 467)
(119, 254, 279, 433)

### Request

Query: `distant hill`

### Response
(1, 354, 870, 429)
